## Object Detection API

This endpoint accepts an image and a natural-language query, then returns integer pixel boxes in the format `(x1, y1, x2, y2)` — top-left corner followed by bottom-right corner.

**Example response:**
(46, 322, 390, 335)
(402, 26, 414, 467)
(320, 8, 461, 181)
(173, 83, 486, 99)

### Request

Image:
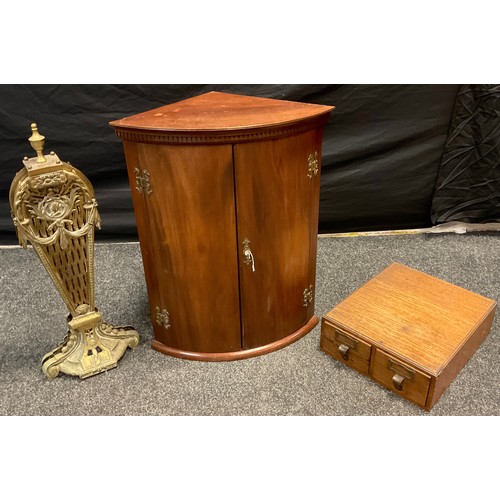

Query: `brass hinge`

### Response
(155, 306, 170, 329)
(134, 167, 152, 196)
(307, 151, 319, 179)
(303, 284, 314, 307)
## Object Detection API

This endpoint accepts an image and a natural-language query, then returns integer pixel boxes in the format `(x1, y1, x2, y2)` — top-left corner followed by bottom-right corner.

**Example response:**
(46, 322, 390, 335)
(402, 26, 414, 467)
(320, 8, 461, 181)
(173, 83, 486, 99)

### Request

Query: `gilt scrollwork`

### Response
(9, 123, 139, 380)
(12, 171, 101, 251)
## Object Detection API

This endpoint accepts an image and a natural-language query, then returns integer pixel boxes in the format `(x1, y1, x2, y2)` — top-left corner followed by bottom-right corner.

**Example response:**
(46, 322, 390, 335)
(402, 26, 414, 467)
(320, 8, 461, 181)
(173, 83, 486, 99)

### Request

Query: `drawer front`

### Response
(321, 321, 372, 374)
(372, 350, 431, 407)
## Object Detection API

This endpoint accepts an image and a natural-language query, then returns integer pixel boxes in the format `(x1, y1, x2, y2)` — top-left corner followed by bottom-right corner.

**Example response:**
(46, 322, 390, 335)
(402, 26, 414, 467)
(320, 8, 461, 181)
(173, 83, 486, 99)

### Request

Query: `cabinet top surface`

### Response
(324, 263, 496, 374)
(109, 91, 334, 133)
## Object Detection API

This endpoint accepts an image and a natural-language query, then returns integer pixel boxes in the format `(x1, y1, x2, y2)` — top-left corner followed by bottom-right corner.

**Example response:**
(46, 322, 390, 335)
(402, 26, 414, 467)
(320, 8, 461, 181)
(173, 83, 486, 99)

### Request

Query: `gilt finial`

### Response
(28, 123, 46, 163)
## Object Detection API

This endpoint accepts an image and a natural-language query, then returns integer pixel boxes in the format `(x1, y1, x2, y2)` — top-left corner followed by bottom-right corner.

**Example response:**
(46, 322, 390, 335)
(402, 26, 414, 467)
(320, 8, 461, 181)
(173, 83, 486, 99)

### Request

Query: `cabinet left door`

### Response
(123, 142, 242, 354)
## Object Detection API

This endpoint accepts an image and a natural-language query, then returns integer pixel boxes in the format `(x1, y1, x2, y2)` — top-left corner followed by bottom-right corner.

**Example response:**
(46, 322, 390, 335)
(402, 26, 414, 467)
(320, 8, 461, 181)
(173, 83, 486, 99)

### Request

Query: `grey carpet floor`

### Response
(1, 232, 499, 416)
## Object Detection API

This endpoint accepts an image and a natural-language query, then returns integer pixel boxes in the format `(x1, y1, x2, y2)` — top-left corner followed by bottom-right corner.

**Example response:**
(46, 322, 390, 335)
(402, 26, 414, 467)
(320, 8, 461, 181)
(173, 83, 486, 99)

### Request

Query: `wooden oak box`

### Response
(320, 263, 497, 410)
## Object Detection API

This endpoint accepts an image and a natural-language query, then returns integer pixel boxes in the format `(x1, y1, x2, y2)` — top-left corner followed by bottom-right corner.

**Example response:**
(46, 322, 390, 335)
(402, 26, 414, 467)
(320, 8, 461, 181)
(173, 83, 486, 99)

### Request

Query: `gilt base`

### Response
(42, 321, 140, 380)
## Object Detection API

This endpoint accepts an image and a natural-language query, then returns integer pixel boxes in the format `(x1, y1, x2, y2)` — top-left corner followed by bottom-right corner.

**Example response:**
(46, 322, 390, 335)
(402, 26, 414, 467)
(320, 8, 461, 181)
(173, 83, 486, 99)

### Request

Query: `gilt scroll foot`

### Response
(42, 319, 140, 380)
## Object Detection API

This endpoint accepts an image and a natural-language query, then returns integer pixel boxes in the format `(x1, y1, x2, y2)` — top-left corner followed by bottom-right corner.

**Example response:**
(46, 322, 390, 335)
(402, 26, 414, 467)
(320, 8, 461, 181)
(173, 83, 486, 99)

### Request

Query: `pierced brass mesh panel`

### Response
(31, 189, 90, 309)
(11, 168, 99, 314)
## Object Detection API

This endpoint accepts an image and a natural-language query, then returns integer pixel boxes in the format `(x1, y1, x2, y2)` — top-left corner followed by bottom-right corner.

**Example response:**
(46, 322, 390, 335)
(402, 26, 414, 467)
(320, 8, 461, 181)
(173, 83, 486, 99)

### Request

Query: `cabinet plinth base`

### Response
(151, 315, 319, 361)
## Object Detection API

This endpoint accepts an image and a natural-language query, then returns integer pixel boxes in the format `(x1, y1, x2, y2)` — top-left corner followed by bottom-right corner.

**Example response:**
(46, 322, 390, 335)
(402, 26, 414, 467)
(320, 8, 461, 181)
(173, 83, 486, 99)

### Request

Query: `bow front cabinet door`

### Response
(110, 91, 334, 360)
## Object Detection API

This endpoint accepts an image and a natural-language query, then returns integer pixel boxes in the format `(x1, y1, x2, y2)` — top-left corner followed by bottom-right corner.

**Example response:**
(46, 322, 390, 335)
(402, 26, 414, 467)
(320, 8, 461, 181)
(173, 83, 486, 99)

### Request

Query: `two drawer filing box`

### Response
(320, 263, 497, 410)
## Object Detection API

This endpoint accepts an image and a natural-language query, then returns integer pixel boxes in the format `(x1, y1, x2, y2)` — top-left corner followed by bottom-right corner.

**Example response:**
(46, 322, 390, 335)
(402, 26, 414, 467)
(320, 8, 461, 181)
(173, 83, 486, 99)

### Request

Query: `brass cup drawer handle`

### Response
(338, 343, 350, 360)
(388, 359, 414, 391)
(392, 373, 405, 391)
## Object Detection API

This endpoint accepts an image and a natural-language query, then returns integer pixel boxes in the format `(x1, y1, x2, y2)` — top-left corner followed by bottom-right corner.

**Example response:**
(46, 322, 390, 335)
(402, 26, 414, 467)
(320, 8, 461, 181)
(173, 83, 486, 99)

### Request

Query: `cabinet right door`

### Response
(234, 129, 324, 349)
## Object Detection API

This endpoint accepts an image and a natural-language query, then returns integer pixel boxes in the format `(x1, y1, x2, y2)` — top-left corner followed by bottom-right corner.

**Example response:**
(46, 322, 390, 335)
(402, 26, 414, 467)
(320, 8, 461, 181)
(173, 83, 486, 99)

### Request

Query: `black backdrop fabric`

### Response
(1, 83, 487, 244)
(431, 84, 500, 225)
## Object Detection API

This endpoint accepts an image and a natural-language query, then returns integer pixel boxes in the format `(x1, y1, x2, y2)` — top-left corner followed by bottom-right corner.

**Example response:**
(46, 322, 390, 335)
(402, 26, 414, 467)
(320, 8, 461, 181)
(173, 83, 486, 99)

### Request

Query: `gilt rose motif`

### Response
(40, 195, 72, 220)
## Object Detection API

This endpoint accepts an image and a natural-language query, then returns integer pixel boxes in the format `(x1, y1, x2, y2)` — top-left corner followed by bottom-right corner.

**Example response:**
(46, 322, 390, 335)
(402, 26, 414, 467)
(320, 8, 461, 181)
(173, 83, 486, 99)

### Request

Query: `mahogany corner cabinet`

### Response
(110, 91, 334, 361)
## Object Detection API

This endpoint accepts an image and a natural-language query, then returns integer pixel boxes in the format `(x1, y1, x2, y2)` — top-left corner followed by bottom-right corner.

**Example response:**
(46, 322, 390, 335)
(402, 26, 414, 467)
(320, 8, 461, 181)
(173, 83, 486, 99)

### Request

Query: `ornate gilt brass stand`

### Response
(9, 124, 140, 379)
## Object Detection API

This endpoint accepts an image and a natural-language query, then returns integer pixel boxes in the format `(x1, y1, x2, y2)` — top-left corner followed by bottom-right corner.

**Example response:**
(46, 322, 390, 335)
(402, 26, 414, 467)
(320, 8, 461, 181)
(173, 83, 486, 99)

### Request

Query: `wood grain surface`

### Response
(234, 130, 322, 349)
(121, 142, 163, 342)
(322, 262, 497, 410)
(112, 91, 334, 359)
(110, 91, 333, 132)
(325, 262, 497, 374)
(137, 143, 242, 353)
(371, 349, 431, 407)
(151, 316, 319, 361)
(320, 322, 372, 374)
